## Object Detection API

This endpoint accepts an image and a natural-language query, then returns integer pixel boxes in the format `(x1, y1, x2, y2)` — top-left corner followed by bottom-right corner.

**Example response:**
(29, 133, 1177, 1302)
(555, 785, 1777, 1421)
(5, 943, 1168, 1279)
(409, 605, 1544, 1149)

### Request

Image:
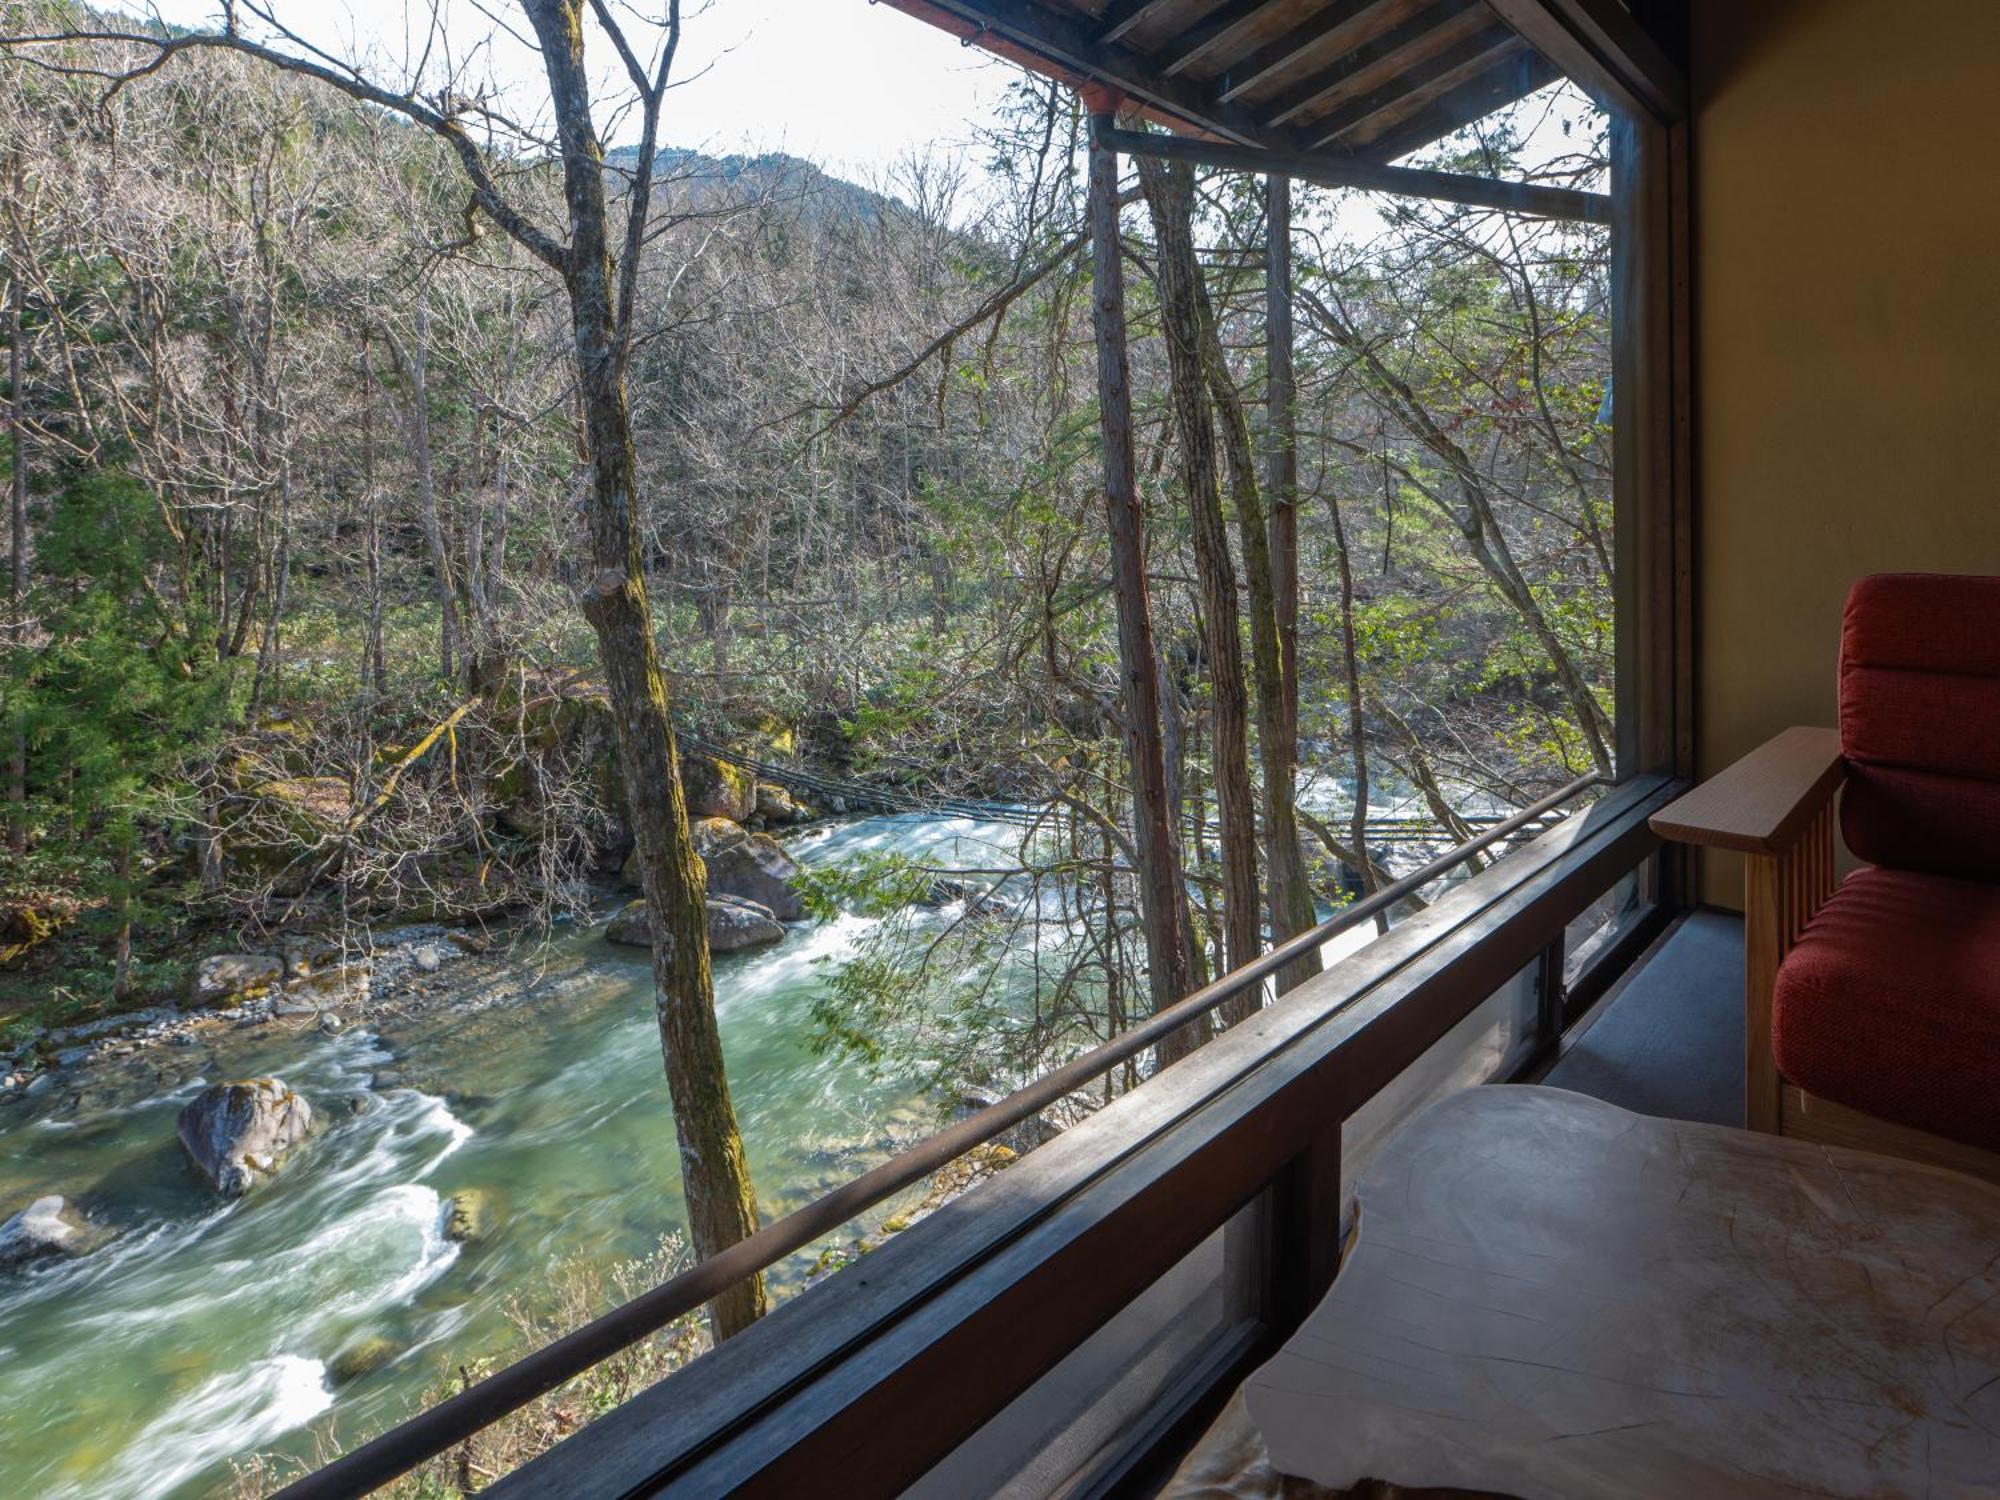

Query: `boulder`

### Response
(618, 818, 807, 920)
(606, 895, 787, 954)
(754, 782, 799, 823)
(604, 900, 651, 947)
(707, 895, 787, 952)
(284, 961, 371, 1010)
(0, 1195, 100, 1270)
(330, 1334, 403, 1384)
(444, 1188, 493, 1243)
(683, 756, 756, 822)
(191, 953, 285, 1006)
(695, 818, 808, 920)
(178, 1079, 314, 1197)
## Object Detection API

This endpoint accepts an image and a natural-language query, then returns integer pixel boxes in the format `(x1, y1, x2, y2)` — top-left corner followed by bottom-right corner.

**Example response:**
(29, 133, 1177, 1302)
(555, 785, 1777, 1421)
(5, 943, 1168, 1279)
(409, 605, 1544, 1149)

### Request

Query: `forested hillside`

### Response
(0, 25, 1610, 1037)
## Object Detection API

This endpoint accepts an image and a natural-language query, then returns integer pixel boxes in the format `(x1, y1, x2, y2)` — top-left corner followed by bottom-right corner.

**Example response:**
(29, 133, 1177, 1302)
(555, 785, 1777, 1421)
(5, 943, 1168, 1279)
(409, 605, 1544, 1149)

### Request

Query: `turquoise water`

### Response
(0, 814, 1028, 1499)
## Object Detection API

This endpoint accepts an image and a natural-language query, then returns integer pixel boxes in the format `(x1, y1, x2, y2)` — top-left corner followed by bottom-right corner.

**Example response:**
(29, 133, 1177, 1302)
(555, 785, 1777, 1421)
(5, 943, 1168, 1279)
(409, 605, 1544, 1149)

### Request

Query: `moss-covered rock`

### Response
(329, 1334, 403, 1384)
(444, 1188, 494, 1243)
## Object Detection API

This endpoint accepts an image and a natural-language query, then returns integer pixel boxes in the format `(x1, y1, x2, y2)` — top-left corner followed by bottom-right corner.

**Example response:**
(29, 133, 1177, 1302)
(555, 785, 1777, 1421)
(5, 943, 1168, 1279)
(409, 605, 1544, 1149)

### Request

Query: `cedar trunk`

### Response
(1256, 176, 1319, 988)
(1086, 115, 1202, 1064)
(1139, 158, 1260, 1021)
(6, 257, 25, 854)
(525, 0, 765, 1340)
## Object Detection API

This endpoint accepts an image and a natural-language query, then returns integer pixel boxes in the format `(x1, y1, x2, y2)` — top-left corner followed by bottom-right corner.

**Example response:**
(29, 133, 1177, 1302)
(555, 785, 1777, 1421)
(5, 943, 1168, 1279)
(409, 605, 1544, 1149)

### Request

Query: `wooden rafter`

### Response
(1158, 0, 1285, 78)
(1482, 0, 1687, 121)
(1216, 0, 1437, 104)
(1095, 0, 1177, 47)
(881, 0, 1591, 203)
(1307, 31, 1529, 149)
(1359, 49, 1563, 162)
(1263, 3, 1494, 128)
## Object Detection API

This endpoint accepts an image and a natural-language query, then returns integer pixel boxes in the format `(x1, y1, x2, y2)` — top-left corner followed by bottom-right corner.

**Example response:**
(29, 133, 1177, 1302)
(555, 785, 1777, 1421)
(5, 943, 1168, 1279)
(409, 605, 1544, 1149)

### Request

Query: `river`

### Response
(0, 794, 1418, 1499)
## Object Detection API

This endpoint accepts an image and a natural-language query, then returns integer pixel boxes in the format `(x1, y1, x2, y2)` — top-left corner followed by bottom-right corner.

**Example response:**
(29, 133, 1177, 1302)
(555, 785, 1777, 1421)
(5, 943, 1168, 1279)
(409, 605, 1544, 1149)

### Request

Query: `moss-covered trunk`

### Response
(526, 0, 764, 1340)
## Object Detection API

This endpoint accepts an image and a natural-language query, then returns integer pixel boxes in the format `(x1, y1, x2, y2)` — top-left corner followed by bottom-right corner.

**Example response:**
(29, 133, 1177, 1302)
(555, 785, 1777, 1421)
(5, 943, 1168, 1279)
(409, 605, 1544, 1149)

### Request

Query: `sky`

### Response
(136, 0, 1599, 244)
(146, 0, 1019, 183)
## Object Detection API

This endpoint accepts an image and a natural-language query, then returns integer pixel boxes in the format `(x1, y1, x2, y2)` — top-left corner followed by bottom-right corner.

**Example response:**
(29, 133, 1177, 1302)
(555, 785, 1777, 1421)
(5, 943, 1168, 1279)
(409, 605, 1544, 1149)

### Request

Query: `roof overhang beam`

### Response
(1094, 123, 1611, 225)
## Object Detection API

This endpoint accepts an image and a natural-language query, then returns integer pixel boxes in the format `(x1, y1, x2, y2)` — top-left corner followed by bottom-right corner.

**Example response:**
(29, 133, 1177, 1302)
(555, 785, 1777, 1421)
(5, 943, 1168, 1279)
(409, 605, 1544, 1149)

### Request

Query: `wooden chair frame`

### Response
(1652, 728, 2000, 1183)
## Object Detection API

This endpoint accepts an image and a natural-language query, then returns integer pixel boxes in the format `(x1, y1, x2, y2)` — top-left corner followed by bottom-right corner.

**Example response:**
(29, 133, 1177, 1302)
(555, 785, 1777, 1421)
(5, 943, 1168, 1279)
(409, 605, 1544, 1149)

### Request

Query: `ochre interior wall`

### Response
(1688, 0, 2000, 907)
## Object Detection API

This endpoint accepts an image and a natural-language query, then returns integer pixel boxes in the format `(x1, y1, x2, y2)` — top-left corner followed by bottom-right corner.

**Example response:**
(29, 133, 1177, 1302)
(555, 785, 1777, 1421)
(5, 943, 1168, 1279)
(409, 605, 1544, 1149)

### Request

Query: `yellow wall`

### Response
(1690, 0, 2000, 906)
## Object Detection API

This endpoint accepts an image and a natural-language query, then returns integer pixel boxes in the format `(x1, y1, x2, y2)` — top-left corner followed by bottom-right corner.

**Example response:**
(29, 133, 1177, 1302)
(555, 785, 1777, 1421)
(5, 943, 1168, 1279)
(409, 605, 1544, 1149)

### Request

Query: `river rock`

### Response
(284, 961, 371, 1010)
(191, 953, 285, 1006)
(754, 782, 799, 823)
(444, 1188, 493, 1243)
(707, 895, 787, 952)
(0, 1195, 100, 1269)
(695, 818, 807, 920)
(330, 1334, 403, 1384)
(178, 1079, 314, 1197)
(683, 755, 756, 822)
(605, 895, 787, 953)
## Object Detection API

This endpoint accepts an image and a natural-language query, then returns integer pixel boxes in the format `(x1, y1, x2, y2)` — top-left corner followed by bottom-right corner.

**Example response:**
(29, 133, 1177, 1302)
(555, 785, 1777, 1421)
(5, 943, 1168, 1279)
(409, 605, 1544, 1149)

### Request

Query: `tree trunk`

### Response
(1139, 157, 1259, 1023)
(524, 0, 765, 1341)
(391, 306, 461, 685)
(6, 259, 26, 855)
(112, 839, 133, 1000)
(1327, 492, 1383, 928)
(361, 333, 388, 697)
(1257, 175, 1318, 988)
(1086, 111, 1201, 1065)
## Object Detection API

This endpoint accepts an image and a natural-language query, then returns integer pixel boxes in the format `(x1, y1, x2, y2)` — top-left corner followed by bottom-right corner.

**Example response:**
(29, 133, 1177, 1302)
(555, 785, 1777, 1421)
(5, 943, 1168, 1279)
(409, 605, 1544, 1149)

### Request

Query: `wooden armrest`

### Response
(1649, 726, 1845, 854)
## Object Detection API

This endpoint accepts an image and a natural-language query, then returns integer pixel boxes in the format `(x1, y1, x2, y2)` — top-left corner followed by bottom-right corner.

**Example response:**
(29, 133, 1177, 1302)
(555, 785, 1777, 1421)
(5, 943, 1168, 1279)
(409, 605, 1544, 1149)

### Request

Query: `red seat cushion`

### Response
(1840, 572, 2000, 882)
(1774, 866, 2000, 1150)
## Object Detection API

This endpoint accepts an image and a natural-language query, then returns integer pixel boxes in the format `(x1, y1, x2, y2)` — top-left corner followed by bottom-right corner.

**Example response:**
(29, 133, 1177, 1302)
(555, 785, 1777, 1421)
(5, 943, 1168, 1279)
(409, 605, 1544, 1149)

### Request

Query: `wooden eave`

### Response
(878, 0, 1566, 167)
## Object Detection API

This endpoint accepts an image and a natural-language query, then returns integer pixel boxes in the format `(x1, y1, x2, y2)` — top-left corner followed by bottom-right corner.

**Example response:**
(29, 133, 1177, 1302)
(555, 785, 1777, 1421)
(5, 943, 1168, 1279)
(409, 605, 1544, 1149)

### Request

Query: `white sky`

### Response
(147, 0, 1017, 181)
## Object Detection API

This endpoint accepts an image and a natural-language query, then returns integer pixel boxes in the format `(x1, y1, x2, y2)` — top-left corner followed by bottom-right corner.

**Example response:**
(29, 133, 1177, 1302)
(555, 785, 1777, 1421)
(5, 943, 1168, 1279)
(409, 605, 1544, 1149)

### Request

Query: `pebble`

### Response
(318, 1013, 344, 1035)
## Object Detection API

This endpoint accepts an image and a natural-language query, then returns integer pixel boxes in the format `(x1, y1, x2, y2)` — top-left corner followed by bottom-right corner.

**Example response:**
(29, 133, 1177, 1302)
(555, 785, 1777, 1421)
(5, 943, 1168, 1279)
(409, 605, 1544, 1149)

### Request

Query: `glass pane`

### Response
(1338, 961, 1540, 1224)
(905, 1209, 1252, 1500)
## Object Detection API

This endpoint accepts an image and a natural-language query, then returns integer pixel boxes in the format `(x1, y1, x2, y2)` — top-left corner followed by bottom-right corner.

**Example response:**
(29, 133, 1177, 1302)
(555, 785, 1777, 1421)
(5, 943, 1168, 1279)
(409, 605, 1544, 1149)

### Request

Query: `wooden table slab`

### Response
(1243, 1085, 2000, 1500)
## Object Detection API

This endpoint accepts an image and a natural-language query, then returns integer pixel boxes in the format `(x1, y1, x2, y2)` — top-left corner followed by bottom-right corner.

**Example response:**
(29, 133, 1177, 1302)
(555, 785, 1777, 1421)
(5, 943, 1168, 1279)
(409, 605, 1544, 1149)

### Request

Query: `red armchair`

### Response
(1653, 573, 2000, 1178)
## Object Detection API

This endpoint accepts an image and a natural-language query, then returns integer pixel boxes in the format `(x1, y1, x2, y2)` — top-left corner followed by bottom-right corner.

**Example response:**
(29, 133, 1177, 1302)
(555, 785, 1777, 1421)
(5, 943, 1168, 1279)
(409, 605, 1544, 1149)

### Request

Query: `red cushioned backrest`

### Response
(1840, 573, 2000, 882)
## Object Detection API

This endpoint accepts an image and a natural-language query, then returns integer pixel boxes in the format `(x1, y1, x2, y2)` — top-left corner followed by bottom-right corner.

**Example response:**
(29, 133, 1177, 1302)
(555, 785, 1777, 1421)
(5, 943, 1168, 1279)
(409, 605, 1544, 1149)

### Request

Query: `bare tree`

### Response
(3, 0, 766, 1338)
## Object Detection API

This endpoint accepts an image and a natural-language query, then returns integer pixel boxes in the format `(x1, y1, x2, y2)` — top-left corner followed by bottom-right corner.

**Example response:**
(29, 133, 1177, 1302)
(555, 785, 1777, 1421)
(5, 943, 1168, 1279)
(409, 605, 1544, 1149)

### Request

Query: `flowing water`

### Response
(0, 787, 1444, 1499)
(0, 813, 1043, 1499)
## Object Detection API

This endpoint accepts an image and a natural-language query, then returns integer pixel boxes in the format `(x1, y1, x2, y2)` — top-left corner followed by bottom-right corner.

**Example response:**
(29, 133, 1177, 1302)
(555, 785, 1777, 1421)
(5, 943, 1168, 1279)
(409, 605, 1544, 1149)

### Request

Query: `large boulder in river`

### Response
(618, 817, 807, 921)
(191, 953, 285, 1006)
(0, 1195, 102, 1270)
(696, 818, 807, 920)
(606, 894, 786, 953)
(178, 1079, 313, 1197)
(683, 756, 756, 822)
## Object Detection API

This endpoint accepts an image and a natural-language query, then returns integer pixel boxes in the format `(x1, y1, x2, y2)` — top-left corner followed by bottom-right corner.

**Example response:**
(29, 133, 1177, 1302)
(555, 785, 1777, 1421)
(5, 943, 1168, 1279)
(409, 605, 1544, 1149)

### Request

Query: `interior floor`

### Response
(1542, 910, 1745, 1128)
